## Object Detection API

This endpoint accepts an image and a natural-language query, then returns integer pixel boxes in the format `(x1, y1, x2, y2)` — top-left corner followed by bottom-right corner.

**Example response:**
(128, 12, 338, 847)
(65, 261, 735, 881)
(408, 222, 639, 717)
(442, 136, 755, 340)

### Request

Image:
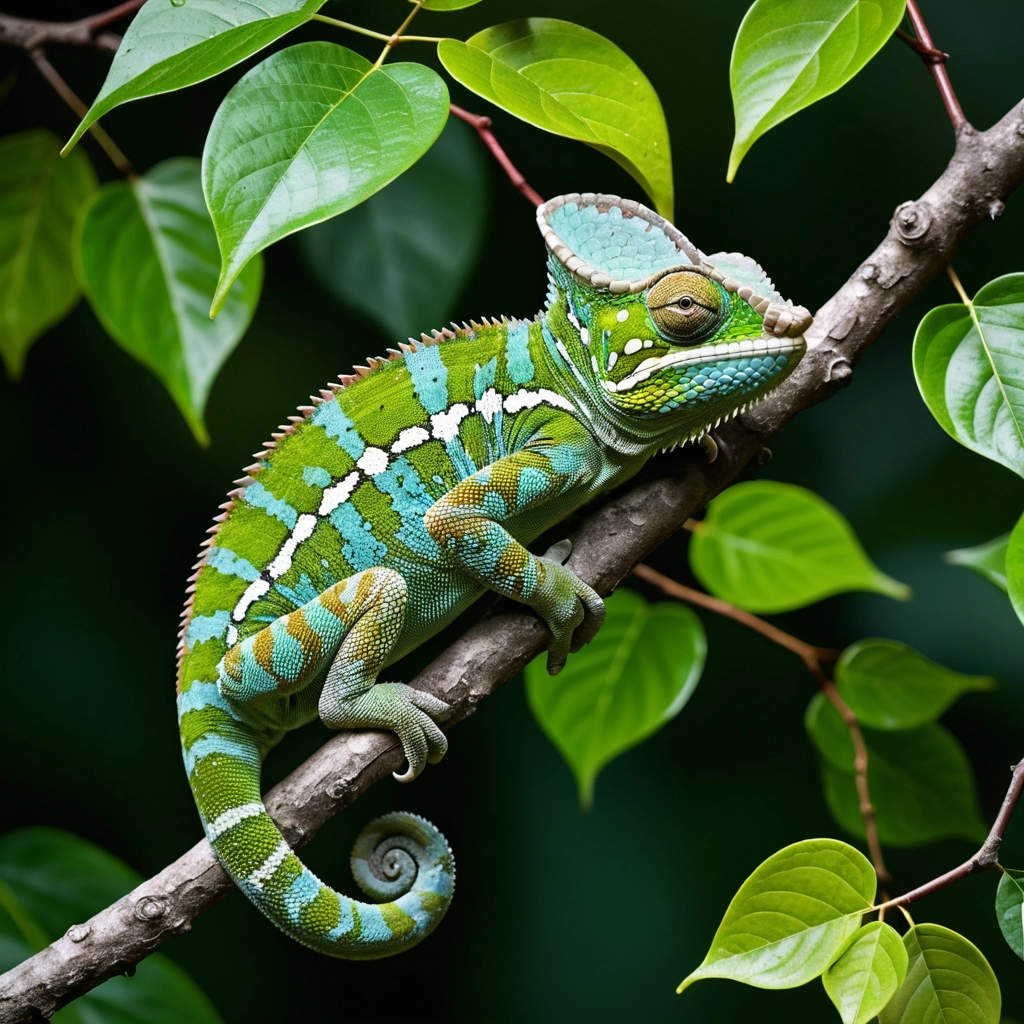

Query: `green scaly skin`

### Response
(176, 193, 811, 958)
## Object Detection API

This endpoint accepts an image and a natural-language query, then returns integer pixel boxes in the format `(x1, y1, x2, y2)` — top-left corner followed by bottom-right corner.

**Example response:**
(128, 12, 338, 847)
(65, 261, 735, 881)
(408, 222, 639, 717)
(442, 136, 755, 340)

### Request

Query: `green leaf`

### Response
(823, 921, 909, 1024)
(995, 869, 1024, 960)
(913, 273, 1024, 479)
(1006, 512, 1024, 629)
(0, 130, 96, 377)
(946, 533, 1010, 592)
(879, 923, 1001, 1024)
(297, 118, 487, 344)
(203, 41, 448, 315)
(0, 828, 223, 1024)
(806, 693, 988, 846)
(75, 158, 262, 444)
(438, 18, 673, 217)
(688, 481, 910, 613)
(525, 589, 705, 808)
(728, 0, 906, 181)
(678, 838, 875, 992)
(422, 0, 483, 8)
(834, 638, 995, 730)
(64, 0, 324, 153)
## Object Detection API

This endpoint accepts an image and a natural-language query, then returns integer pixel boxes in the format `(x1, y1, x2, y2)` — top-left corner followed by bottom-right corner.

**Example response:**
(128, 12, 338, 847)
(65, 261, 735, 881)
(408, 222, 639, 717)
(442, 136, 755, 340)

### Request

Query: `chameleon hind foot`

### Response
(320, 682, 450, 782)
(532, 550, 605, 675)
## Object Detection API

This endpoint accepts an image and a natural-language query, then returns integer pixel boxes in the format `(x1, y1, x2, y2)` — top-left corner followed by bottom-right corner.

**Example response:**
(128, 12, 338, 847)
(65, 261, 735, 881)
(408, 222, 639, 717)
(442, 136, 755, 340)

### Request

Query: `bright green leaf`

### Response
(422, 0, 484, 8)
(64, 0, 324, 153)
(525, 589, 704, 808)
(996, 869, 1024, 960)
(1006, 512, 1024, 629)
(75, 158, 262, 444)
(0, 828, 223, 1024)
(913, 274, 1024, 479)
(728, 0, 906, 181)
(946, 533, 1010, 592)
(688, 481, 910, 613)
(678, 838, 875, 992)
(203, 41, 448, 315)
(297, 118, 487, 344)
(438, 19, 673, 217)
(806, 694, 988, 847)
(879, 923, 1001, 1024)
(835, 638, 995, 730)
(823, 921, 909, 1024)
(0, 130, 96, 377)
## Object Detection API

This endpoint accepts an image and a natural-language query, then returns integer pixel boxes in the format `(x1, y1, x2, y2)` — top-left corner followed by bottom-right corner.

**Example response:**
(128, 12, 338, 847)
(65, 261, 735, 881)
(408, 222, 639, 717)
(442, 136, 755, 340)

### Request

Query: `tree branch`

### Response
(0, 2, 143, 52)
(1, 92, 1023, 1024)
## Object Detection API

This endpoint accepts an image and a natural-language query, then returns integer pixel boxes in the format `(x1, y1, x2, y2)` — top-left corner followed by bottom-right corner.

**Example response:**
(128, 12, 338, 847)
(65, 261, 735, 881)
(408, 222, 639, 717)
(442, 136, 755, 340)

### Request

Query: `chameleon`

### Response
(176, 192, 812, 959)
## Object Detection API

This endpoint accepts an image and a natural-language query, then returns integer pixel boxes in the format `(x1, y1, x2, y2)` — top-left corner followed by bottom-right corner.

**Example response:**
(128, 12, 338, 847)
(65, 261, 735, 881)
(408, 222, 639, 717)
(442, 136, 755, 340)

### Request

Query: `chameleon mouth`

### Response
(605, 332, 806, 394)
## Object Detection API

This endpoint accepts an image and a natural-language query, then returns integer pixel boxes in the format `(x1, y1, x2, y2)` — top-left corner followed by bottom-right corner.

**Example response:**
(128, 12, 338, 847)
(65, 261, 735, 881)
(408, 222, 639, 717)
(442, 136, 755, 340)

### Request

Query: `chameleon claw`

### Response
(543, 538, 573, 565)
(699, 433, 718, 463)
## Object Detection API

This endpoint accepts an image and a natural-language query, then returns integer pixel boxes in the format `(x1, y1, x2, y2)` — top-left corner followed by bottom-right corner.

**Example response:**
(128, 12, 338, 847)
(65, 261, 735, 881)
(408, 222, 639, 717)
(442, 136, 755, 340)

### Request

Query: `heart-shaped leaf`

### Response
(203, 41, 448, 315)
(834, 638, 995, 730)
(298, 117, 487, 343)
(64, 0, 324, 153)
(823, 921, 908, 1024)
(525, 588, 705, 807)
(678, 838, 875, 992)
(1006, 512, 1024, 629)
(995, 869, 1024, 961)
(0, 828, 223, 1023)
(946, 533, 1010, 592)
(75, 158, 263, 444)
(806, 694, 987, 847)
(879, 923, 1001, 1024)
(914, 273, 1024, 479)
(728, 0, 906, 181)
(0, 130, 96, 377)
(438, 19, 673, 217)
(688, 480, 909, 613)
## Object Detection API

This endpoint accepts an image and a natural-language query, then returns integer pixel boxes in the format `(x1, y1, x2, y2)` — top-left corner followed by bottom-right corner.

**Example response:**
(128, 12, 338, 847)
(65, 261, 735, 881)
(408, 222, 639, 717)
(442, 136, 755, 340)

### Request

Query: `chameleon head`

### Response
(537, 194, 812, 440)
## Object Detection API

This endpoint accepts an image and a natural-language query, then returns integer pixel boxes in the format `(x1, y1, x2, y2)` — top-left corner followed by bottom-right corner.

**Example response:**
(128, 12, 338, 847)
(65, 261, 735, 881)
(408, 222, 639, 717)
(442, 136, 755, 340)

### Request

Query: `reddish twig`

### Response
(875, 758, 1024, 913)
(633, 561, 891, 885)
(899, 1, 969, 131)
(449, 103, 544, 207)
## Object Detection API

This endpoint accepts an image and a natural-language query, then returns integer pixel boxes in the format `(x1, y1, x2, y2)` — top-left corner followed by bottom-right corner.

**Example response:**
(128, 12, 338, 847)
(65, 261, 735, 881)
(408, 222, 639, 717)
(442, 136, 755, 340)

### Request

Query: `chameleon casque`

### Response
(176, 192, 812, 958)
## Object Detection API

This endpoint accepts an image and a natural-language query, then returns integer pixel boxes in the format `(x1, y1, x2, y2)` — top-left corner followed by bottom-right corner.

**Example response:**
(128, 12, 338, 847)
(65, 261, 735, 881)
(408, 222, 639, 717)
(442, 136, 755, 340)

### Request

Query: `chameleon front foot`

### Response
(319, 682, 450, 782)
(533, 554, 605, 675)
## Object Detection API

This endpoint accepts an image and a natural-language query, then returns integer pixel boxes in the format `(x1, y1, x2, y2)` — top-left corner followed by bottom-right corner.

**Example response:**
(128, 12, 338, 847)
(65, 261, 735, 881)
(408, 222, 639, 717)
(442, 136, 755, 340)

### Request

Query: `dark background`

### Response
(2, 1, 1023, 1020)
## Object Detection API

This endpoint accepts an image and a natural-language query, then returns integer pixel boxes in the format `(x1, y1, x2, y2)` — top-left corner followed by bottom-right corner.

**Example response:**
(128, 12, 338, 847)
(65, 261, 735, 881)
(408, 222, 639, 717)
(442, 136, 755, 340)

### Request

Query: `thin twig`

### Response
(372, 0, 425, 69)
(27, 48, 134, 177)
(874, 758, 1024, 913)
(311, 12, 443, 44)
(0, 1, 141, 50)
(632, 563, 889, 883)
(449, 103, 545, 207)
(900, 1, 969, 131)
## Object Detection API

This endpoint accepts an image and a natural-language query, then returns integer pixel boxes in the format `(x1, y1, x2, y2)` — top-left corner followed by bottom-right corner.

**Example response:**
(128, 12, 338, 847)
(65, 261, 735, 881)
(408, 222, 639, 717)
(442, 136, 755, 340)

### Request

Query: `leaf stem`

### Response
(310, 13, 444, 45)
(449, 103, 545, 207)
(897, 1, 969, 131)
(633, 562, 890, 885)
(946, 264, 971, 305)
(373, 1, 427, 69)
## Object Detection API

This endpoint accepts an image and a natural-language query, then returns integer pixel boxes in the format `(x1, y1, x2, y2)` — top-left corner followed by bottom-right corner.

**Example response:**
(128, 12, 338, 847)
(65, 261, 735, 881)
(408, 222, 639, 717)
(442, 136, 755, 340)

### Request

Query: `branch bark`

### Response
(2, 95, 1023, 1024)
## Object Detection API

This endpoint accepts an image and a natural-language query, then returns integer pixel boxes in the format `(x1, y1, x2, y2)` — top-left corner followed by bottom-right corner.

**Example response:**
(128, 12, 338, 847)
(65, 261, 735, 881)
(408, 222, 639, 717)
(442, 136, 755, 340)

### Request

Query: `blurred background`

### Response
(1, 0, 1022, 1020)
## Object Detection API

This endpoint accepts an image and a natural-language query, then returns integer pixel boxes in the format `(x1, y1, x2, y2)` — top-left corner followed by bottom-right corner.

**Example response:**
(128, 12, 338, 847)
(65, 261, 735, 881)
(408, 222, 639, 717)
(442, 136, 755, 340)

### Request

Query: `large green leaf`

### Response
(298, 118, 487, 344)
(75, 158, 262, 444)
(995, 869, 1024, 961)
(806, 694, 988, 847)
(438, 19, 673, 217)
(64, 0, 324, 153)
(728, 0, 906, 181)
(678, 838, 875, 992)
(0, 828, 223, 1024)
(1006, 512, 1024, 629)
(203, 41, 448, 315)
(879, 924, 1001, 1024)
(914, 274, 1024, 479)
(0, 130, 95, 377)
(946, 533, 1010, 592)
(823, 921, 908, 1024)
(688, 481, 909, 613)
(834, 638, 995, 730)
(525, 589, 705, 807)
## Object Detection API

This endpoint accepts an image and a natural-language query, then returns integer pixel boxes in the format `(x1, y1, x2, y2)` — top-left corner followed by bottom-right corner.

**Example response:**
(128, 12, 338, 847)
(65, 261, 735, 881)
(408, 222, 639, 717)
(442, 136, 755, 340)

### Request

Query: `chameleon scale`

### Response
(176, 193, 812, 958)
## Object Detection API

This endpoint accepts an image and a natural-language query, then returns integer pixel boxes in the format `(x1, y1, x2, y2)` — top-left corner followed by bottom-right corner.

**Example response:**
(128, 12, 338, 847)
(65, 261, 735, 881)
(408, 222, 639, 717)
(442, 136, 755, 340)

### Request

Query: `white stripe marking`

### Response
(207, 802, 265, 840)
(356, 447, 389, 476)
(503, 388, 576, 415)
(476, 388, 503, 425)
(248, 838, 291, 889)
(623, 338, 643, 356)
(431, 403, 469, 442)
(318, 471, 359, 514)
(391, 426, 430, 454)
(269, 513, 316, 578)
(233, 579, 269, 622)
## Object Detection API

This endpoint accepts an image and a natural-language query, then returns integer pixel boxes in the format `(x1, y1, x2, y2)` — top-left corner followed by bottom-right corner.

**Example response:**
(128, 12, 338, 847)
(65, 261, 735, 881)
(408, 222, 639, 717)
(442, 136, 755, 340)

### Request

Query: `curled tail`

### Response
(178, 693, 454, 958)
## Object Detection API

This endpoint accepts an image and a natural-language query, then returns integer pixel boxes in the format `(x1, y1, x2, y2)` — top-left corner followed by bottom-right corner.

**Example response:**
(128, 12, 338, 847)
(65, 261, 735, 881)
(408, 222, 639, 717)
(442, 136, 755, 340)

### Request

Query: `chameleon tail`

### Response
(179, 704, 455, 959)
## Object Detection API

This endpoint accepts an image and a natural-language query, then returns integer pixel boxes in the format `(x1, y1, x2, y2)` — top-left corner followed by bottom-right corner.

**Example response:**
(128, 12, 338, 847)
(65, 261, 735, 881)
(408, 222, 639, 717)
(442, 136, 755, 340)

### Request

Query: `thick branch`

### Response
(2, 94, 1023, 1024)
(0, 2, 143, 52)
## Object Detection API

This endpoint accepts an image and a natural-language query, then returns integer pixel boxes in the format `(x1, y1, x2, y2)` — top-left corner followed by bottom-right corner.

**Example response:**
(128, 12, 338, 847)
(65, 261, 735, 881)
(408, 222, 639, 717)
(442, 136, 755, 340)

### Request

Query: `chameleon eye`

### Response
(646, 272, 724, 342)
